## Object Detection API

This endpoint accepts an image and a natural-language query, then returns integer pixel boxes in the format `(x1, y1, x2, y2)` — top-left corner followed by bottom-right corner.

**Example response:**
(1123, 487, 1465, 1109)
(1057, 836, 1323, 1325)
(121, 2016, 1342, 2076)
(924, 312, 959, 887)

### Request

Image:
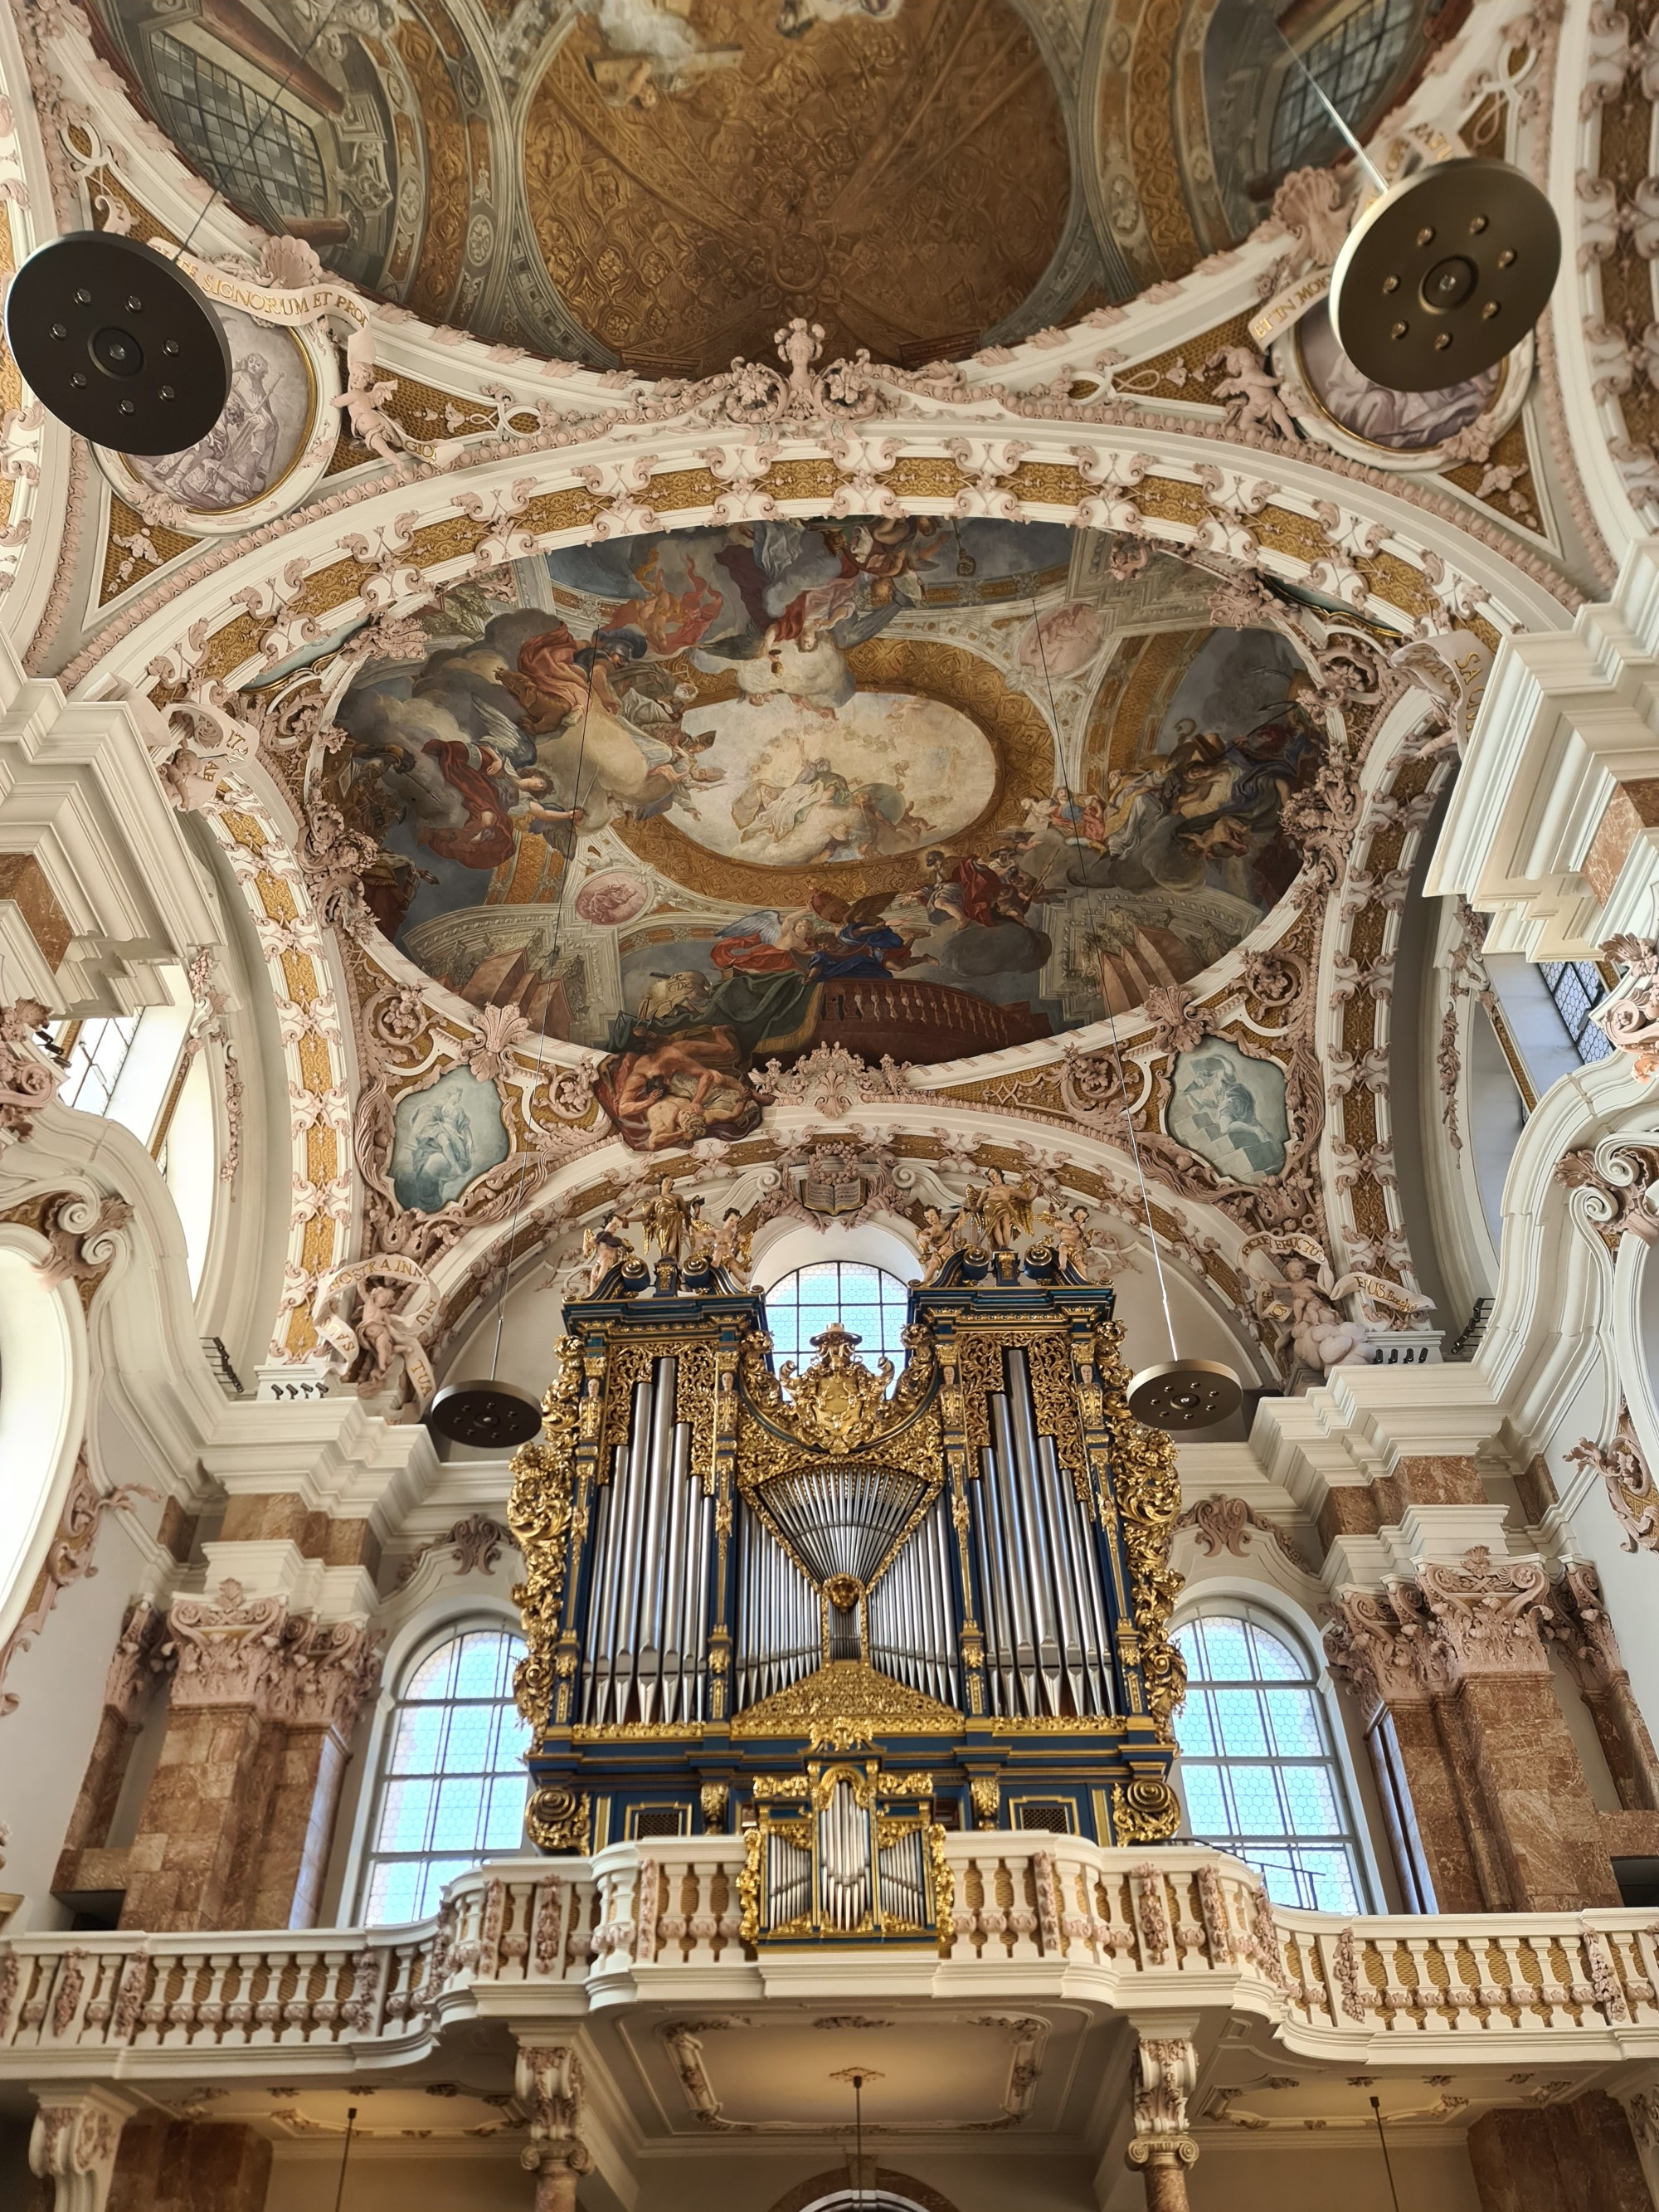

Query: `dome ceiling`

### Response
(304, 517, 1322, 1162)
(87, 0, 1457, 373)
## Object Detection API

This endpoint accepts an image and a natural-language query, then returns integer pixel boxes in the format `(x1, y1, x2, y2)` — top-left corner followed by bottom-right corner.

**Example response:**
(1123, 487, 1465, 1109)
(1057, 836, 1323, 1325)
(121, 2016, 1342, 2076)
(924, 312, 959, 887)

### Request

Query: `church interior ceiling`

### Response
(305, 518, 1325, 1161)
(84, 0, 1467, 375)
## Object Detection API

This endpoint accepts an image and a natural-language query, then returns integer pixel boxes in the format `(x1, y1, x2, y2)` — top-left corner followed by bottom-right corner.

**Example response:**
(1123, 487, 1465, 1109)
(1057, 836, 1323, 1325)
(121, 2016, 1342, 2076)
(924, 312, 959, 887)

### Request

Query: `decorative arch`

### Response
(764, 2173, 961, 2212)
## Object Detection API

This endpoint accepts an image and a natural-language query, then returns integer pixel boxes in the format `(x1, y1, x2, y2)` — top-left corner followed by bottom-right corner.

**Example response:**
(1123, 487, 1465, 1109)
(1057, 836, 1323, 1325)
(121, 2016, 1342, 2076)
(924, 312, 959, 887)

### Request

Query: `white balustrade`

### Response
(4, 1841, 1659, 2076)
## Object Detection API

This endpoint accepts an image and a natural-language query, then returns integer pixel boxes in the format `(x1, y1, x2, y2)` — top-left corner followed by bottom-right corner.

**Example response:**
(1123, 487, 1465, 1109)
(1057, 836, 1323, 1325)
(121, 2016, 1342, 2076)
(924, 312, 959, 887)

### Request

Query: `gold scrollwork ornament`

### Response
(528, 1783, 591, 1855)
(1112, 1778, 1182, 1845)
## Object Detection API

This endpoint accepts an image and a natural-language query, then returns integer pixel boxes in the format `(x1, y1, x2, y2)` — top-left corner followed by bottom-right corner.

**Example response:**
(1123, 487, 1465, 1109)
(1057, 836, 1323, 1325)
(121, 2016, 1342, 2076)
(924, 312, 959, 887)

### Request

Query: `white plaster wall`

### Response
(0, 1512, 150, 1932)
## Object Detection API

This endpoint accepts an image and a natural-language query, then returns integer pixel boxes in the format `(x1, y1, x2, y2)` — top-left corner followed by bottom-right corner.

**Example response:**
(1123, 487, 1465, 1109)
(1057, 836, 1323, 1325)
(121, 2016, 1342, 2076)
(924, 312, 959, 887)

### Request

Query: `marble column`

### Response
(108, 2118, 271, 2212)
(1467, 2092, 1651, 2210)
(1125, 2027, 1198, 2212)
(518, 2044, 591, 2210)
(118, 1581, 379, 1932)
(1324, 1580, 1490, 1910)
(1421, 1549, 1619, 1909)
(54, 1601, 169, 1896)
(28, 2088, 134, 2212)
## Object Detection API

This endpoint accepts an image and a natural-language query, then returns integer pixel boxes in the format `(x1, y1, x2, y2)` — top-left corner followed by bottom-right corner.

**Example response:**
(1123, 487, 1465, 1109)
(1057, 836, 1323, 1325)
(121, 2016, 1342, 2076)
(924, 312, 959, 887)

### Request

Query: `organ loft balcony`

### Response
(11, 1248, 1659, 2210)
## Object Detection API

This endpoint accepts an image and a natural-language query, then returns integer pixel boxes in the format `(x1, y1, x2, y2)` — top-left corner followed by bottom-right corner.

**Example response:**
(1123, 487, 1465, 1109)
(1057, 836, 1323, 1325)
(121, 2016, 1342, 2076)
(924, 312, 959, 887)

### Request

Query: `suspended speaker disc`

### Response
(1126, 1358, 1243, 1433)
(1329, 157, 1559, 392)
(6, 231, 231, 455)
(428, 1377, 543, 1449)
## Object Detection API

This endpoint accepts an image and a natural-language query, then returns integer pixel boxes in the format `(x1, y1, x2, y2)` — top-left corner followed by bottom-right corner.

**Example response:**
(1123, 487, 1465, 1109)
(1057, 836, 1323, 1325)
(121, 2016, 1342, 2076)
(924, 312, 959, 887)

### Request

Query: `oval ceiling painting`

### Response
(318, 517, 1325, 1151)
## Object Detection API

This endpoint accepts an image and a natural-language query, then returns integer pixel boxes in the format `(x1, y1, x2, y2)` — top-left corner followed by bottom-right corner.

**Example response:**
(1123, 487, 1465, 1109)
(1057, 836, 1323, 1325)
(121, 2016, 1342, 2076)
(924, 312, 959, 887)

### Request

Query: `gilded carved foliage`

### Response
(1094, 1319, 1185, 1738)
(509, 1338, 581, 1733)
(739, 1319, 937, 1459)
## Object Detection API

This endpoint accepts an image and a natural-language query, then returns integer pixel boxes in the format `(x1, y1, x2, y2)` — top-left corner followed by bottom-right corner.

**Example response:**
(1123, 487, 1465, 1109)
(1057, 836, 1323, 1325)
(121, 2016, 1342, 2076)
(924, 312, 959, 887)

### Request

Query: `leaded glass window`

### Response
(358, 1625, 530, 1924)
(149, 32, 325, 226)
(764, 1262, 909, 1372)
(1269, 0, 1415, 173)
(1173, 1605, 1370, 1911)
(1540, 959, 1615, 1065)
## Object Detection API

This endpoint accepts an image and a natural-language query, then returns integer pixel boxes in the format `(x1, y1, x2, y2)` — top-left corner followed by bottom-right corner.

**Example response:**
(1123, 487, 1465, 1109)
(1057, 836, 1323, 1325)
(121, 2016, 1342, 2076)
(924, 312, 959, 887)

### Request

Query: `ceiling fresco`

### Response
(314, 518, 1324, 1153)
(87, 0, 1458, 373)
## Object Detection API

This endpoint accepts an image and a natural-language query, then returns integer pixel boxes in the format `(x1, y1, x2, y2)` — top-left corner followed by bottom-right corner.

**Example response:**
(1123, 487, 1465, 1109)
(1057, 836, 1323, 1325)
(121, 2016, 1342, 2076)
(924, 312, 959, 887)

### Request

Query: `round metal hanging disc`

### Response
(5, 231, 231, 456)
(1329, 157, 1559, 392)
(428, 1376, 543, 1449)
(1126, 1358, 1243, 1433)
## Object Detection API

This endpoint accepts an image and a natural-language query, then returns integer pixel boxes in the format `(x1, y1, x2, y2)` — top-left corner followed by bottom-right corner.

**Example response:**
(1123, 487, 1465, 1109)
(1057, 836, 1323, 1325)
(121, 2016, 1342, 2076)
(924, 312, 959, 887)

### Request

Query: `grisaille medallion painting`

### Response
(318, 518, 1325, 1155)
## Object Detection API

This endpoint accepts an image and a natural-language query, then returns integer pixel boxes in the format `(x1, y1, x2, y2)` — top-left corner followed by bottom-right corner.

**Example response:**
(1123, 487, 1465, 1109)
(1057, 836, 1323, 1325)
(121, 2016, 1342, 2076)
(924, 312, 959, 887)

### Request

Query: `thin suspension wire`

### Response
(854, 2073, 865, 2210)
(332, 2106, 357, 2212)
(1370, 2097, 1403, 2212)
(487, 665, 596, 1378)
(174, 0, 352, 261)
(1027, 587, 1180, 1362)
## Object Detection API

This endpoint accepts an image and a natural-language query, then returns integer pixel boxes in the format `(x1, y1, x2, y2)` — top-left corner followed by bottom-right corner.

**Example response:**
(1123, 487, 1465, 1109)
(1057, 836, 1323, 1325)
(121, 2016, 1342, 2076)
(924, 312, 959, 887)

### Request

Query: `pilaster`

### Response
(1326, 1548, 1620, 1912)
(117, 1580, 380, 1932)
(517, 2043, 591, 2212)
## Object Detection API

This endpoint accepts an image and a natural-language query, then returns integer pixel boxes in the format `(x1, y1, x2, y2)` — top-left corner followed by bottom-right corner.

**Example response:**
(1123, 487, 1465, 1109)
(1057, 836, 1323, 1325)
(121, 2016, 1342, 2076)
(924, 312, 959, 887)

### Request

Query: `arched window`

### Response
(358, 1624, 530, 1925)
(1173, 1604, 1370, 1911)
(764, 1261, 909, 1372)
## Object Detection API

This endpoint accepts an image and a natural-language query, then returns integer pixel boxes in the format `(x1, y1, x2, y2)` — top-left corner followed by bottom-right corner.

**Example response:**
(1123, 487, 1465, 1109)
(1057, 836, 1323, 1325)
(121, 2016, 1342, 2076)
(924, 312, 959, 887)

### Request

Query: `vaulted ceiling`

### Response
(88, 0, 1463, 375)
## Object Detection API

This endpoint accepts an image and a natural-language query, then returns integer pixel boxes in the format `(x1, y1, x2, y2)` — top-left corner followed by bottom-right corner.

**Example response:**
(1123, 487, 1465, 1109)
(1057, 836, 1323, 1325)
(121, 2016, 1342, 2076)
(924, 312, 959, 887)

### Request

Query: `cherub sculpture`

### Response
(579, 1211, 633, 1294)
(333, 324, 406, 463)
(1243, 1235, 1371, 1373)
(1204, 346, 1301, 444)
(1043, 1203, 1126, 1285)
(712, 1206, 753, 1285)
(913, 1203, 963, 1285)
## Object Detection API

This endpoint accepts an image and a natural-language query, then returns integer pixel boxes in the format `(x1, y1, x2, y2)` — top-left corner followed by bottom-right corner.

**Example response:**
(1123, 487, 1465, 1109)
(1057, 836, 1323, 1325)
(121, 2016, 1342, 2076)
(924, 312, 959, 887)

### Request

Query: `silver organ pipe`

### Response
(877, 1822, 929, 1928)
(866, 1495, 957, 1704)
(990, 1389, 1039, 1708)
(736, 1509, 820, 1710)
(1044, 1431, 1112, 1714)
(972, 1350, 1118, 1719)
(820, 1776, 871, 1933)
(579, 1359, 709, 1725)
(975, 1444, 1016, 1716)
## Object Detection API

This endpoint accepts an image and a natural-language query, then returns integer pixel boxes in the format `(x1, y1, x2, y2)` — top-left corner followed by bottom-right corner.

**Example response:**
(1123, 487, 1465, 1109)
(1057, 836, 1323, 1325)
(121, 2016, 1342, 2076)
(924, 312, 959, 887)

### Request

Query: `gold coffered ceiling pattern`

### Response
(522, 0, 1070, 376)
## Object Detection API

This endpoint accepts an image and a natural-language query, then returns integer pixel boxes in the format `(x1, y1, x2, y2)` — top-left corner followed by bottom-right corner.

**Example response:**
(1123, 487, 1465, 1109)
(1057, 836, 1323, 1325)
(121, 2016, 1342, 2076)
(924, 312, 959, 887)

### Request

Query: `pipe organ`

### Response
(509, 1246, 1185, 1940)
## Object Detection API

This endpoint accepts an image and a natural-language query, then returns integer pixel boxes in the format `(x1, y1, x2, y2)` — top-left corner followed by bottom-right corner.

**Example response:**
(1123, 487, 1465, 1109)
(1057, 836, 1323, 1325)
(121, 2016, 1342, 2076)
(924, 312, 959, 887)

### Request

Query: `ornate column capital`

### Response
(104, 1597, 173, 1726)
(517, 2043, 591, 2180)
(27, 2086, 134, 2212)
(1126, 2026, 1199, 2206)
(1539, 1561, 1627, 1697)
(163, 1579, 290, 1710)
(270, 1616, 382, 1735)
(1418, 1546, 1554, 1681)
(1323, 1581, 1452, 1710)
(163, 1580, 380, 1731)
